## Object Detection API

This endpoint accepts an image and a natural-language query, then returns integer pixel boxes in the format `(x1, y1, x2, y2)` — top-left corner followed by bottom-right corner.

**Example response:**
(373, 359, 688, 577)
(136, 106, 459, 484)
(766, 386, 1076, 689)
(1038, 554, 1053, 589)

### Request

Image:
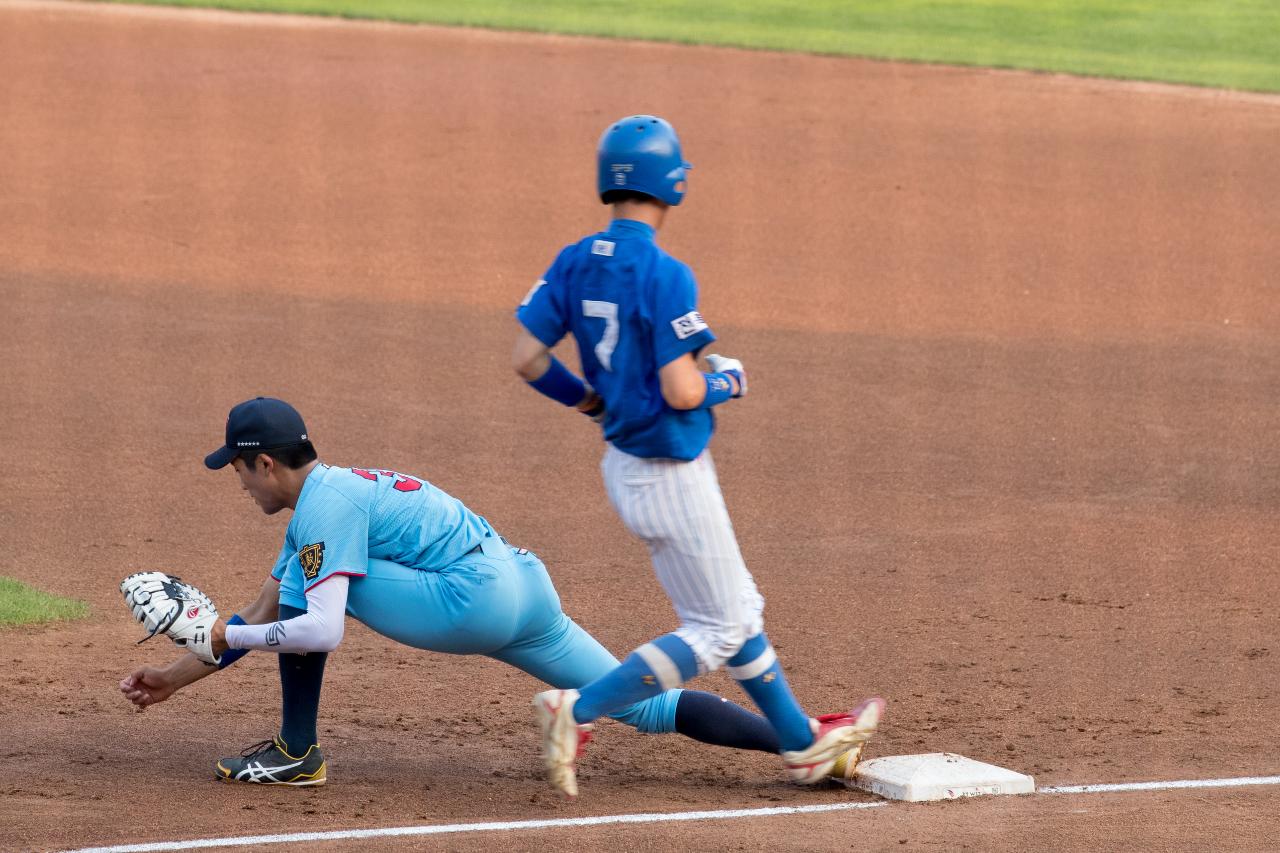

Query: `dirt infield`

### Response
(2, 2, 1278, 850)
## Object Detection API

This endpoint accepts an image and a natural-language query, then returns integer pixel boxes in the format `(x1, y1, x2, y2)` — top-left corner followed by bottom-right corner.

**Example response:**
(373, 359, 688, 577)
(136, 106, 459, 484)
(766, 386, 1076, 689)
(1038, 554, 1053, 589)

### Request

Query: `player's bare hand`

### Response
(706, 354, 746, 397)
(119, 667, 177, 710)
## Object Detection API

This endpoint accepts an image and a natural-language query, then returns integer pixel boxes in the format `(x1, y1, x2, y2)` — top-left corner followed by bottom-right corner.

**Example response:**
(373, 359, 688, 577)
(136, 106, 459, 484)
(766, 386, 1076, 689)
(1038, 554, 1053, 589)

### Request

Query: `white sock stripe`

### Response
(726, 644, 777, 681)
(633, 642, 684, 690)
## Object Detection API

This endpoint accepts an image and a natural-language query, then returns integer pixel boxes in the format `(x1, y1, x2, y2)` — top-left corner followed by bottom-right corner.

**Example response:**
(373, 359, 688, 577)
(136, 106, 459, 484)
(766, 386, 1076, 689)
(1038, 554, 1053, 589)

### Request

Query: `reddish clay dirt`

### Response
(2, 2, 1279, 851)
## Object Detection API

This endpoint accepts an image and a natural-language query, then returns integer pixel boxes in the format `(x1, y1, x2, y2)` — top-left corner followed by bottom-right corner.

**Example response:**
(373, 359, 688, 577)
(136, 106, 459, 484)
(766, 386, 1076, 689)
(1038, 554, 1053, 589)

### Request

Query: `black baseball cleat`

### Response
(215, 735, 326, 786)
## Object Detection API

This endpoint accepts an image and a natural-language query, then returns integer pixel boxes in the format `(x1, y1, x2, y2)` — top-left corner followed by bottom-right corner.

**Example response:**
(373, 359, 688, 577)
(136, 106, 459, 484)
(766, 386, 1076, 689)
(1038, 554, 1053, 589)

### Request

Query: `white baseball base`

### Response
(852, 753, 1035, 802)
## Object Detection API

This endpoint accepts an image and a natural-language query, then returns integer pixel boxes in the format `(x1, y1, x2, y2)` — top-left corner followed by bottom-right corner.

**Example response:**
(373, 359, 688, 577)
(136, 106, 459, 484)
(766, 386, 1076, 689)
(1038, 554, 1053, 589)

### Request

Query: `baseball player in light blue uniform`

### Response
(119, 397, 813, 785)
(513, 115, 884, 798)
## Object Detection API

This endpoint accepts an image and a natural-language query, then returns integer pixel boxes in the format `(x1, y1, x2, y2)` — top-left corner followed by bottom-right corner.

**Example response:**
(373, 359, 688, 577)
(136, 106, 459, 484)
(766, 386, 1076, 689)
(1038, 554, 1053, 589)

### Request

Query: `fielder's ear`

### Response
(238, 453, 267, 474)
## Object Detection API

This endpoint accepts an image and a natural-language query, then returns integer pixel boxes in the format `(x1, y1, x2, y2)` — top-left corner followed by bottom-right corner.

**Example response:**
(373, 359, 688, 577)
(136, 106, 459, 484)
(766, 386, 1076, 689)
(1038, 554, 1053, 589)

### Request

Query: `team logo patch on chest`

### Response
(298, 542, 325, 580)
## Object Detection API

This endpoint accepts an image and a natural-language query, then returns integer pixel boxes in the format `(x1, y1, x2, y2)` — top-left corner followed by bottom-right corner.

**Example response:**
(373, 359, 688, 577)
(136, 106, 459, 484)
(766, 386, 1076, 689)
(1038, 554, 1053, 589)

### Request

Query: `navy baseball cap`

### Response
(204, 397, 310, 470)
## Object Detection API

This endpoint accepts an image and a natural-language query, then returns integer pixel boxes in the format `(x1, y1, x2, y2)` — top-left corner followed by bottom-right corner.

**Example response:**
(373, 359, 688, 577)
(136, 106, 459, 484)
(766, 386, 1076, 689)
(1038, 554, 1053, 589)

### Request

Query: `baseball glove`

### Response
(120, 572, 221, 665)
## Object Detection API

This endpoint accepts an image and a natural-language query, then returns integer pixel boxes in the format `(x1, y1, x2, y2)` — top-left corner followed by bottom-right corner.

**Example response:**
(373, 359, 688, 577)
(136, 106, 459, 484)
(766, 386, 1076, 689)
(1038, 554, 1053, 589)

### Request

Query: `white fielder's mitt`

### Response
(120, 571, 221, 665)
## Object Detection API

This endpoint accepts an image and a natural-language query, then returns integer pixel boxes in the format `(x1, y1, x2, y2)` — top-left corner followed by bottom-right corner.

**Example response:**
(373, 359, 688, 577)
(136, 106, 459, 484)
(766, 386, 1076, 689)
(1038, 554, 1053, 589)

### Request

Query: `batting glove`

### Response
(576, 388, 606, 423)
(706, 353, 746, 398)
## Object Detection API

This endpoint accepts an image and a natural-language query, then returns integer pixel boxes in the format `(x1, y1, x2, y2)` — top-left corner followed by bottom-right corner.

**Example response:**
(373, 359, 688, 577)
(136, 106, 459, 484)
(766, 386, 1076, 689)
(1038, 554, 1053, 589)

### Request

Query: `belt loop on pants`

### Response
(478, 534, 511, 560)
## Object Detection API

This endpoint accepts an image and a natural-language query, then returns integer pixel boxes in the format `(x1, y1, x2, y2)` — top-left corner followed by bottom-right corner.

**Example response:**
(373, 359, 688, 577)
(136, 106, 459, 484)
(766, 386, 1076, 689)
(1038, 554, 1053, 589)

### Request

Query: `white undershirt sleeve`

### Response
(225, 575, 348, 654)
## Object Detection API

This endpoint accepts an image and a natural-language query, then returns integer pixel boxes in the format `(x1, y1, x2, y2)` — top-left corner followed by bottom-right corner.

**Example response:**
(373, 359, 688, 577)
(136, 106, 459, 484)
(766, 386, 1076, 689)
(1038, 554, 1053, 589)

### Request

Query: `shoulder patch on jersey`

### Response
(591, 240, 615, 257)
(520, 279, 546, 307)
(299, 542, 325, 580)
(671, 310, 709, 340)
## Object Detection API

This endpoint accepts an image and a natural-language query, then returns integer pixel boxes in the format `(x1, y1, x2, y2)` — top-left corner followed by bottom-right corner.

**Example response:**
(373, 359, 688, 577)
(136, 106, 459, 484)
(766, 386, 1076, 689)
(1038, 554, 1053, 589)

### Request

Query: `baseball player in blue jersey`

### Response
(119, 396, 805, 785)
(513, 115, 885, 798)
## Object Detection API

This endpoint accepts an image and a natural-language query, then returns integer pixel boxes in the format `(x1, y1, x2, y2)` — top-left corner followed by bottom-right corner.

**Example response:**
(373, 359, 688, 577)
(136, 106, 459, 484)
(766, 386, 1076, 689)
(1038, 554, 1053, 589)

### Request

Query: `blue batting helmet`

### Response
(597, 115, 691, 206)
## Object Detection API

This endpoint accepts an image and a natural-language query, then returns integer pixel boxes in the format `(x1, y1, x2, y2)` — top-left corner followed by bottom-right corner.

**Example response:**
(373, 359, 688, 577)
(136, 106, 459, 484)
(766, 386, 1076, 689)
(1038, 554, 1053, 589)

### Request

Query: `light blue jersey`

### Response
(517, 218, 717, 461)
(270, 463, 679, 734)
(272, 464, 494, 604)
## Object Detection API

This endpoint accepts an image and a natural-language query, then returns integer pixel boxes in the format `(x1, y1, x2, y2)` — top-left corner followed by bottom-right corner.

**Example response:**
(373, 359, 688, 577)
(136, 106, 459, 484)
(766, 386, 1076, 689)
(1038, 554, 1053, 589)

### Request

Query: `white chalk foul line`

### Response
(59, 773, 1280, 853)
(61, 801, 886, 853)
(1040, 774, 1280, 795)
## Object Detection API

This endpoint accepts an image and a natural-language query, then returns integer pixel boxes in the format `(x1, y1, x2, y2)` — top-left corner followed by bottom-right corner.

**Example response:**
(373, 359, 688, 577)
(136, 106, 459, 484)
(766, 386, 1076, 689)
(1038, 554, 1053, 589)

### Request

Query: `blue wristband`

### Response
(217, 614, 249, 670)
(696, 372, 736, 410)
(528, 357, 588, 407)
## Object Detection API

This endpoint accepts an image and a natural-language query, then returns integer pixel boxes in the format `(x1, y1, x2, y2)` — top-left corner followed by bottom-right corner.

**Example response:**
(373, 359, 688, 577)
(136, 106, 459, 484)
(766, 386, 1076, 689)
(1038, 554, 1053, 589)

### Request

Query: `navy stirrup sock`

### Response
(674, 690, 780, 753)
(277, 603, 327, 755)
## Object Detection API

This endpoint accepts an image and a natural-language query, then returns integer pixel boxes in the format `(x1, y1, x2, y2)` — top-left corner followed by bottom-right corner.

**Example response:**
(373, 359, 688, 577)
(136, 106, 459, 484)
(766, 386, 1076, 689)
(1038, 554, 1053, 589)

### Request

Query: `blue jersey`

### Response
(271, 464, 495, 600)
(517, 218, 717, 461)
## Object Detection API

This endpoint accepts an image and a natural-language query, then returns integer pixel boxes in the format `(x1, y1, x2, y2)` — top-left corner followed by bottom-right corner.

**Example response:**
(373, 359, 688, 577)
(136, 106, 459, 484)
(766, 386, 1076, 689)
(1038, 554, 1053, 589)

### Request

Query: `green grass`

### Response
(103, 0, 1280, 93)
(0, 577, 89, 627)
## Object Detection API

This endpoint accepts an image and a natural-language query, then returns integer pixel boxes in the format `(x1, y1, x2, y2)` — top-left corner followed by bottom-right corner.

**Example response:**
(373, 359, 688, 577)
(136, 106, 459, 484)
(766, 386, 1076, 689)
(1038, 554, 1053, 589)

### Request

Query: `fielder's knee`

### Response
(679, 622, 749, 673)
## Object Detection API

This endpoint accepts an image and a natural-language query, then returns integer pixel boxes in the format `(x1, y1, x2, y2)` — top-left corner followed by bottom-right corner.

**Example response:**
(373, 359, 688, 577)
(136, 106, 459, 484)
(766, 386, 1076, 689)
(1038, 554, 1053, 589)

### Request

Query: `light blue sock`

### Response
(727, 633, 813, 753)
(573, 633, 699, 724)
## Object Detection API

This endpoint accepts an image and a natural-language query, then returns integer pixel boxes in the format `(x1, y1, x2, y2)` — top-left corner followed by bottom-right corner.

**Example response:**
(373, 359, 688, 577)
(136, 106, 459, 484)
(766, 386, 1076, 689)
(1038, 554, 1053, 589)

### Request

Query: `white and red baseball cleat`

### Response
(533, 688, 595, 799)
(782, 696, 885, 784)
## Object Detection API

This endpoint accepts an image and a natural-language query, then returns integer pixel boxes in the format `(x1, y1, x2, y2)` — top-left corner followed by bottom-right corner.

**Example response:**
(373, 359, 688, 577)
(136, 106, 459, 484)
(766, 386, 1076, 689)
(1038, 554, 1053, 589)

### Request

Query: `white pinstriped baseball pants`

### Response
(602, 443, 765, 673)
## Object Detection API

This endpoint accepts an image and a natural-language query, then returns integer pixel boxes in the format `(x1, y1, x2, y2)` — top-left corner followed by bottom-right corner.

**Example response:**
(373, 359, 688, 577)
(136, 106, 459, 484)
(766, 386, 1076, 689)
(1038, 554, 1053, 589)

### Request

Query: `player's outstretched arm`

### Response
(119, 655, 214, 709)
(222, 575, 348, 654)
(118, 577, 278, 710)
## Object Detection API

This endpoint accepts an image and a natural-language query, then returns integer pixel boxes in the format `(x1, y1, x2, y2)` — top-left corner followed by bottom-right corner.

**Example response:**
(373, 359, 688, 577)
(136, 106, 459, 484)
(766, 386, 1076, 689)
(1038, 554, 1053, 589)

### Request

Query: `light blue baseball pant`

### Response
(279, 537, 680, 734)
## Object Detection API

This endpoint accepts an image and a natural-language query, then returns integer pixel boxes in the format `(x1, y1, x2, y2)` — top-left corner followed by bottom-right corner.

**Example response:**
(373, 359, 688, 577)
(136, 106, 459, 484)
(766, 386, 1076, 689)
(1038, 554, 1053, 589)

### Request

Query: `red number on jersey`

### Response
(349, 468, 422, 492)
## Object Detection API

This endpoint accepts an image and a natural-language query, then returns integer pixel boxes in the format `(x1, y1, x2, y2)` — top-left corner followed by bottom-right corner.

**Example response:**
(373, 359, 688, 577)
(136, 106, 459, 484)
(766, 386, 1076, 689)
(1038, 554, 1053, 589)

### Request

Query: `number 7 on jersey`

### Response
(582, 300, 619, 371)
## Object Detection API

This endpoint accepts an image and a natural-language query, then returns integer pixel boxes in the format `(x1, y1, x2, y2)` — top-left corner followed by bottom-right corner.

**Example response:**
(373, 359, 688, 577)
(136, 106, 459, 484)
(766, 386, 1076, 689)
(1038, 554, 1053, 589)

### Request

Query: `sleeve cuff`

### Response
(304, 570, 364, 594)
(225, 622, 250, 651)
(657, 329, 716, 369)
